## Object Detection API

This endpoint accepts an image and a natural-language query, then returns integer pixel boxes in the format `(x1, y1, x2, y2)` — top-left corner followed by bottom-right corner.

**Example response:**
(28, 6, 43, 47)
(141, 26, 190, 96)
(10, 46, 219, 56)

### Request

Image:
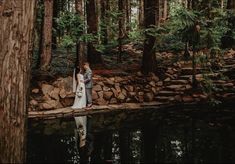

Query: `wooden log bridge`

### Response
(28, 102, 173, 120)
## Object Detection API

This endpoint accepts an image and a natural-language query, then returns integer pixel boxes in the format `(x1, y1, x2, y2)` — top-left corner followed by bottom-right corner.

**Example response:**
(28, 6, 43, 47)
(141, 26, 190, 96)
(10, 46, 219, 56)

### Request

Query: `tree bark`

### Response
(126, 0, 131, 32)
(118, 0, 126, 63)
(40, 0, 54, 71)
(141, 0, 157, 74)
(0, 0, 36, 163)
(163, 0, 168, 21)
(138, 0, 144, 29)
(156, 0, 160, 26)
(86, 0, 103, 65)
(227, 0, 235, 9)
(100, 0, 110, 45)
(75, 0, 85, 67)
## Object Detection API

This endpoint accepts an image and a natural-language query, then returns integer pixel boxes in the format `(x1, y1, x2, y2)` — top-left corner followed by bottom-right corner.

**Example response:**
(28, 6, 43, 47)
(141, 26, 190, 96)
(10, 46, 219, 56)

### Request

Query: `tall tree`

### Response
(75, 0, 85, 67)
(100, 0, 110, 44)
(227, 0, 235, 9)
(86, 0, 103, 65)
(0, 0, 36, 163)
(155, 0, 160, 26)
(118, 0, 126, 62)
(40, 0, 54, 71)
(138, 0, 144, 28)
(142, 0, 157, 74)
(163, 0, 168, 21)
(126, 0, 131, 32)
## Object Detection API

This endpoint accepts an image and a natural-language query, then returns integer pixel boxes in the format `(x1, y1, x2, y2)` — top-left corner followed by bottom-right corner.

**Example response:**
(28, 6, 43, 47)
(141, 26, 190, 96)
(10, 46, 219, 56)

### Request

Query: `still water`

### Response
(27, 106, 235, 163)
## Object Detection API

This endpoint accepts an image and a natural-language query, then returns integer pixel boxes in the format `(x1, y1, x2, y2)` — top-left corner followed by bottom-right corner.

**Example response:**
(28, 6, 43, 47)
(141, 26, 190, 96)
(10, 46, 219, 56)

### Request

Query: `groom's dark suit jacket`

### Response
(84, 68, 93, 89)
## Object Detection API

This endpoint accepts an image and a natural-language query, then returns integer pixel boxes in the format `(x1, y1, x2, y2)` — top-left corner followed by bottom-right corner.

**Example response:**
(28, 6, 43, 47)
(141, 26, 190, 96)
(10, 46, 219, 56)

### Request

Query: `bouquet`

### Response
(76, 87, 83, 98)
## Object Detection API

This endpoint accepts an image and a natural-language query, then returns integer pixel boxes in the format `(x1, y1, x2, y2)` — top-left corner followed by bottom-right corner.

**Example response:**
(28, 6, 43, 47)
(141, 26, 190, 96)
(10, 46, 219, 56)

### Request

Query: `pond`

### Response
(27, 105, 235, 163)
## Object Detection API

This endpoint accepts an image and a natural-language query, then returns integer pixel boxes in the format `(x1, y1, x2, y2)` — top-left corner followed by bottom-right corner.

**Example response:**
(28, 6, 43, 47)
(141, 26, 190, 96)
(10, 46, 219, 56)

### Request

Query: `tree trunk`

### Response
(156, 0, 160, 26)
(40, 0, 54, 71)
(118, 0, 126, 63)
(126, 0, 131, 32)
(75, 0, 85, 67)
(0, 0, 36, 163)
(100, 0, 110, 45)
(86, 0, 103, 65)
(227, 0, 235, 9)
(52, 0, 59, 50)
(163, 0, 168, 21)
(138, 0, 144, 29)
(142, 0, 157, 74)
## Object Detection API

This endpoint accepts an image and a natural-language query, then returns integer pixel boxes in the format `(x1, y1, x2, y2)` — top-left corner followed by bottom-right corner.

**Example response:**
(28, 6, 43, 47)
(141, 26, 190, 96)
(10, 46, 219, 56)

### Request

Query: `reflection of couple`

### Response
(72, 62, 93, 109)
(72, 62, 93, 149)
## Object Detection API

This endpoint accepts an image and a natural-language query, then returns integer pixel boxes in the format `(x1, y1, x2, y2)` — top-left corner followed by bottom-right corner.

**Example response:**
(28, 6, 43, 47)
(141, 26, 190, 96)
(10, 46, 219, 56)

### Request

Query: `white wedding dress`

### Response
(72, 71, 87, 148)
(72, 73, 86, 109)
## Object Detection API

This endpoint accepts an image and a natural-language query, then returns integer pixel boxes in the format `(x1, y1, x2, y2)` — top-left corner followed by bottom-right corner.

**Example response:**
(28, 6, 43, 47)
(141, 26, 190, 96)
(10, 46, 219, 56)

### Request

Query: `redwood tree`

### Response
(0, 0, 36, 163)
(227, 0, 235, 9)
(141, 0, 157, 74)
(75, 0, 85, 67)
(40, 0, 54, 71)
(118, 0, 126, 62)
(86, 0, 103, 65)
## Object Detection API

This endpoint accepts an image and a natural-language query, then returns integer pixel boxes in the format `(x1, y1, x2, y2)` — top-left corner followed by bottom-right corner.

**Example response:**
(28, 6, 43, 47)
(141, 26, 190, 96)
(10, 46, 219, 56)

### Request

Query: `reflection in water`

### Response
(27, 108, 235, 163)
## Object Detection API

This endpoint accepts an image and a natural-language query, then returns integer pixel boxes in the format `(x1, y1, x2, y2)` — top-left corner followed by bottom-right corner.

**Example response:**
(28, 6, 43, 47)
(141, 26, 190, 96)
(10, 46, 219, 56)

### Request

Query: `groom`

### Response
(83, 62, 93, 108)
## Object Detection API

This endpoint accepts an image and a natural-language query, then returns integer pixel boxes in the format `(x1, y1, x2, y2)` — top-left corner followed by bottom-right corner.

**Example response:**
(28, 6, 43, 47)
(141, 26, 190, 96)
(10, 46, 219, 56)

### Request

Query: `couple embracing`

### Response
(72, 62, 93, 109)
(72, 62, 93, 149)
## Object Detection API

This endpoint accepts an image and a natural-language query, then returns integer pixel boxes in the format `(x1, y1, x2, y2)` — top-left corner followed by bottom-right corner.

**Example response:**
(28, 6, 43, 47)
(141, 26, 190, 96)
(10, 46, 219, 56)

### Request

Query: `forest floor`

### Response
(29, 44, 235, 113)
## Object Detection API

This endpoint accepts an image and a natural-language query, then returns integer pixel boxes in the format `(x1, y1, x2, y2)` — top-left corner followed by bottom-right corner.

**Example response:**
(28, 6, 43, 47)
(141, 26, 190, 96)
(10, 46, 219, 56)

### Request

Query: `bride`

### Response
(72, 66, 87, 148)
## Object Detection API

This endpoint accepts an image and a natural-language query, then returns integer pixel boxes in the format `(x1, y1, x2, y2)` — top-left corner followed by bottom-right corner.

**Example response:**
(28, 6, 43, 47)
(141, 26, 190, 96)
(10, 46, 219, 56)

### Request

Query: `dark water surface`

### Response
(27, 106, 235, 163)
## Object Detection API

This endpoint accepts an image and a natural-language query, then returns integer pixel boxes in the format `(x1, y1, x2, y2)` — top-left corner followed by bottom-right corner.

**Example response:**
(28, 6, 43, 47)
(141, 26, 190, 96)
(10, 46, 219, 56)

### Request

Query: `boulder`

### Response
(115, 76, 123, 83)
(149, 81, 156, 87)
(41, 84, 54, 95)
(30, 99, 38, 106)
(110, 98, 118, 104)
(42, 94, 51, 101)
(103, 86, 111, 92)
(152, 74, 160, 82)
(182, 96, 194, 103)
(93, 85, 103, 92)
(121, 89, 127, 97)
(105, 79, 115, 86)
(117, 93, 126, 100)
(60, 97, 74, 107)
(39, 100, 58, 110)
(174, 95, 182, 102)
(49, 87, 60, 100)
(115, 85, 121, 93)
(151, 87, 158, 95)
(137, 71, 142, 76)
(92, 91, 99, 100)
(103, 91, 113, 100)
(59, 88, 67, 99)
(156, 81, 163, 87)
(32, 88, 39, 94)
(125, 85, 134, 92)
(97, 91, 104, 99)
(164, 77, 171, 82)
(144, 92, 154, 102)
(53, 77, 73, 92)
(138, 92, 144, 96)
(96, 98, 107, 105)
(111, 88, 118, 97)
(129, 92, 136, 97)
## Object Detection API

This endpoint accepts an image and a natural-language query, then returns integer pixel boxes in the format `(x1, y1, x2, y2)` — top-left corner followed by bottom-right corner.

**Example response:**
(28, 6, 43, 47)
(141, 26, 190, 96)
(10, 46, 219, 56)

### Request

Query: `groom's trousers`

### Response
(86, 88, 92, 105)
